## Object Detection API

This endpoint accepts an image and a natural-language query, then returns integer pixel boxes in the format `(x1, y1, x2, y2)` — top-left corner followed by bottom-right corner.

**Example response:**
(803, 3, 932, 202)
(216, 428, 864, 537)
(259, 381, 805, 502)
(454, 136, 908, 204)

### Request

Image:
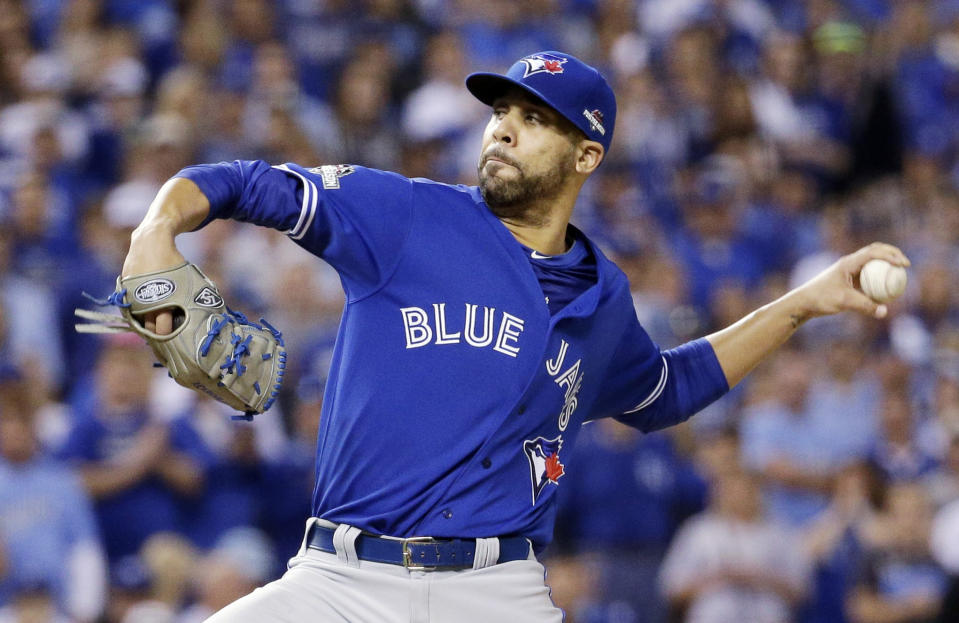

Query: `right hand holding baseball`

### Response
(792, 242, 910, 321)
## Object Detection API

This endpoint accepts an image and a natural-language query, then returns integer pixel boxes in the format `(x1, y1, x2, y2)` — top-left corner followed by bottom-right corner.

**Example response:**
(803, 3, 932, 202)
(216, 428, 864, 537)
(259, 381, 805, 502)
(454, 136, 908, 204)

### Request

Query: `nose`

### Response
(492, 111, 515, 145)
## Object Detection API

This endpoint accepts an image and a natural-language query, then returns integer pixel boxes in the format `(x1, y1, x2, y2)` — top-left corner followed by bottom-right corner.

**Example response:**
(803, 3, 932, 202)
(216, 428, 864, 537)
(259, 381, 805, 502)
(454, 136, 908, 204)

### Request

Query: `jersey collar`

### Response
(471, 187, 609, 320)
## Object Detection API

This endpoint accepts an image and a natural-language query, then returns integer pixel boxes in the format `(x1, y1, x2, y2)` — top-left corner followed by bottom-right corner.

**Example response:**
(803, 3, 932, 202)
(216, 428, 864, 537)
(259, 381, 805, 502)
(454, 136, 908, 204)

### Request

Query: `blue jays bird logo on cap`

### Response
(523, 436, 565, 504)
(465, 50, 617, 152)
(520, 53, 568, 78)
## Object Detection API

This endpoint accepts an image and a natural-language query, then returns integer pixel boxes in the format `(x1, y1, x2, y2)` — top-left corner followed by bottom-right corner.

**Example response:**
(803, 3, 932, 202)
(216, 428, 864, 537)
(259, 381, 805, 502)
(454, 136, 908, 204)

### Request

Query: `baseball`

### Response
(859, 259, 907, 303)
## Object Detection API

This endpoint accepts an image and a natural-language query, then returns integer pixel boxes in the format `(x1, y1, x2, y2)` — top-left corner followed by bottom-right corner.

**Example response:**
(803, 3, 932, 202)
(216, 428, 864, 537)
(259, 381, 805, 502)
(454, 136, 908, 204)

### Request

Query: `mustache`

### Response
(481, 150, 521, 169)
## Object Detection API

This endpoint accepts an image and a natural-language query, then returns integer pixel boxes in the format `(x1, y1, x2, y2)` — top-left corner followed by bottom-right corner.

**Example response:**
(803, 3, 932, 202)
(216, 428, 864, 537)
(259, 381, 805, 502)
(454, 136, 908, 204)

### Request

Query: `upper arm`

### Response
(280, 164, 414, 298)
(589, 318, 667, 426)
(594, 323, 728, 432)
(180, 161, 414, 298)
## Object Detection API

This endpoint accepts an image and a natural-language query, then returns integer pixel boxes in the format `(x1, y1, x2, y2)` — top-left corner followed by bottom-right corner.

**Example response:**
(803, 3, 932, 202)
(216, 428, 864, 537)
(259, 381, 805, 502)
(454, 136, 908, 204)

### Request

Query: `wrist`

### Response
(774, 287, 817, 329)
(130, 218, 177, 246)
(124, 221, 186, 277)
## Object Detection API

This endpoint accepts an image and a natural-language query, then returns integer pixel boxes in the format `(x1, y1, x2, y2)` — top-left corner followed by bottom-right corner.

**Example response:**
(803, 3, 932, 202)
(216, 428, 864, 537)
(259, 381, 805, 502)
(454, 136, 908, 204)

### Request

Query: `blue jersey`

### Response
(178, 161, 728, 551)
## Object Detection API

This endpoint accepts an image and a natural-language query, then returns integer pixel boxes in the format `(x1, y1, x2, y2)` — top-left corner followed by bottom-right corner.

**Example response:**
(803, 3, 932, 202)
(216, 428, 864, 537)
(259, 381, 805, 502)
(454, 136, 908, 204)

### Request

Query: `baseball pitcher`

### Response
(113, 51, 909, 622)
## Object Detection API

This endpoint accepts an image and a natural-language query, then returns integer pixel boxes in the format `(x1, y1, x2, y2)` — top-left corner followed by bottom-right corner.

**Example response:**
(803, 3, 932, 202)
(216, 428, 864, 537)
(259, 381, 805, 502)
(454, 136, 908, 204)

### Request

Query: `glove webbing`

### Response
(74, 294, 287, 418)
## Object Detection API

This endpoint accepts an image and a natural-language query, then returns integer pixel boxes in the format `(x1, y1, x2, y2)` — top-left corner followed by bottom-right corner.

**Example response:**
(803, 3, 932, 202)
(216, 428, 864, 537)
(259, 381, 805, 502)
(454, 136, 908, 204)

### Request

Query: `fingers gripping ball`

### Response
(859, 259, 907, 304)
(75, 263, 286, 418)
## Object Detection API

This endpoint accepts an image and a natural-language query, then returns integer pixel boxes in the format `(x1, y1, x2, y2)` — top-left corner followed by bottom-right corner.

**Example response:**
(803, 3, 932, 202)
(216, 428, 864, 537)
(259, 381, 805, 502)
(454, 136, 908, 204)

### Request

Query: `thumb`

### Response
(847, 290, 888, 319)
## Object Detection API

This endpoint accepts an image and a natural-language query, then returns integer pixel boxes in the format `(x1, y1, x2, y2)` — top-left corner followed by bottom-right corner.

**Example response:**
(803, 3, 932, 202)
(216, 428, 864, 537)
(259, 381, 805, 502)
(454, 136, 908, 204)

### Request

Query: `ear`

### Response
(575, 140, 604, 175)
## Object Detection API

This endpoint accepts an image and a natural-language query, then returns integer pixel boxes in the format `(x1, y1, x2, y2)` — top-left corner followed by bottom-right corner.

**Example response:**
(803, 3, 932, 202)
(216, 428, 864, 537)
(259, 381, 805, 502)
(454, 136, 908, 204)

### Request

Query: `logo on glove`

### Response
(194, 287, 224, 308)
(134, 279, 176, 303)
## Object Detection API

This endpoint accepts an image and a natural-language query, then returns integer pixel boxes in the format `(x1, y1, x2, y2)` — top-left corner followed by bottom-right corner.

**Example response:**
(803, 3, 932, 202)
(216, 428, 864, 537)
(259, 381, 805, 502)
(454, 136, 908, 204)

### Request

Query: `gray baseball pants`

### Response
(203, 519, 564, 622)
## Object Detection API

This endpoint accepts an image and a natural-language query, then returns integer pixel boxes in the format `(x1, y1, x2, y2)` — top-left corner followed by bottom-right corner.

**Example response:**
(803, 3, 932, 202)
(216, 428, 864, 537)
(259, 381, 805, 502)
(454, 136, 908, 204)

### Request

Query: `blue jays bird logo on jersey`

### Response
(520, 53, 568, 78)
(523, 436, 565, 504)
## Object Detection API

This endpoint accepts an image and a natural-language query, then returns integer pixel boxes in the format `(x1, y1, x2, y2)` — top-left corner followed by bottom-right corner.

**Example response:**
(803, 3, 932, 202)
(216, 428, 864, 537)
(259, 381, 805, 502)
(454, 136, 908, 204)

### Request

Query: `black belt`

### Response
(306, 523, 530, 570)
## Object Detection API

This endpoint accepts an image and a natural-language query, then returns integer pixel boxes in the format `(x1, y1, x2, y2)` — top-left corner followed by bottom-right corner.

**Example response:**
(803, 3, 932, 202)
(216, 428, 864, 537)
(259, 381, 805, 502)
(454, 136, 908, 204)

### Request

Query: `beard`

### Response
(478, 148, 575, 223)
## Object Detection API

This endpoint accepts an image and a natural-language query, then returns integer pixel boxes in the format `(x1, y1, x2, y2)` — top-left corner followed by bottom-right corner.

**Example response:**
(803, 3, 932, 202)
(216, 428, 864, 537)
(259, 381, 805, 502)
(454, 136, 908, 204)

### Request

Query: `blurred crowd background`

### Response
(1, 0, 958, 622)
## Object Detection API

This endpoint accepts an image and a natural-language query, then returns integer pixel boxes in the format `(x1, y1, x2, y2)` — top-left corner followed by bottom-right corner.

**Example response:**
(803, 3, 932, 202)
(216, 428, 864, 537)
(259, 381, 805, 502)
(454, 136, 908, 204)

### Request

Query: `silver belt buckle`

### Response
(402, 536, 440, 570)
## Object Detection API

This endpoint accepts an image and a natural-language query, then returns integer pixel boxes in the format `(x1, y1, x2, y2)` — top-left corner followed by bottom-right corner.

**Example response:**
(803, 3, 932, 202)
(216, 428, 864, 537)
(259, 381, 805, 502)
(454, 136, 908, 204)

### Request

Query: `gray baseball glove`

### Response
(75, 262, 286, 419)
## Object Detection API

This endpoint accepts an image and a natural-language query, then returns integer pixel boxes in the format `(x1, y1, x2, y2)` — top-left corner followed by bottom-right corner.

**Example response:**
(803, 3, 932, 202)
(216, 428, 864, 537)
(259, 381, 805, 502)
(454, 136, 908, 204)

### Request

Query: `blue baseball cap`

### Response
(466, 51, 616, 153)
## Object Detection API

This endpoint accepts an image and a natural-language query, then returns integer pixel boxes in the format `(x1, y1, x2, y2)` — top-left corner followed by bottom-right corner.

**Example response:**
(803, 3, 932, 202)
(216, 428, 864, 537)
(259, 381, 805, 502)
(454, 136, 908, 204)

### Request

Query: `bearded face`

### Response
(477, 143, 576, 223)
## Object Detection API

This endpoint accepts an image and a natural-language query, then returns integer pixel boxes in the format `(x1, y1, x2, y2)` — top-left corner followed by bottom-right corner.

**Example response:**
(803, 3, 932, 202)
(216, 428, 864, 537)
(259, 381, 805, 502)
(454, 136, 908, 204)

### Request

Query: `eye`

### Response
(525, 113, 541, 124)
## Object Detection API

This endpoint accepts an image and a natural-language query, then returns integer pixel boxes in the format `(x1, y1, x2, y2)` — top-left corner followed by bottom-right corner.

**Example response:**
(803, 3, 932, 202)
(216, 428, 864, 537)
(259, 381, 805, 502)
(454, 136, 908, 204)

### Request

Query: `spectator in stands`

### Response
(869, 390, 939, 483)
(102, 555, 174, 623)
(932, 486, 959, 622)
(139, 533, 197, 614)
(0, 581, 71, 623)
(803, 461, 882, 623)
(0, 384, 106, 622)
(177, 527, 276, 623)
(184, 396, 304, 553)
(555, 419, 707, 623)
(925, 432, 959, 511)
(660, 468, 811, 623)
(847, 481, 947, 623)
(58, 335, 211, 561)
(542, 553, 611, 623)
(741, 348, 835, 525)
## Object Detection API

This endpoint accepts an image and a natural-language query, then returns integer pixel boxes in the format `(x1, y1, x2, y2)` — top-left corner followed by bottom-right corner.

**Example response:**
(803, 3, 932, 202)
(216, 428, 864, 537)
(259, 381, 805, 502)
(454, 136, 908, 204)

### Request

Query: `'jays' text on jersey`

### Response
(177, 161, 728, 552)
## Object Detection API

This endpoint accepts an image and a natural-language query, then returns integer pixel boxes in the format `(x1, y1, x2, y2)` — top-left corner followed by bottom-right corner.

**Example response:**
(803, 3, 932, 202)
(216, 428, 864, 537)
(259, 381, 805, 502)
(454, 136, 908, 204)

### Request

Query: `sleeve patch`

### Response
(307, 164, 355, 189)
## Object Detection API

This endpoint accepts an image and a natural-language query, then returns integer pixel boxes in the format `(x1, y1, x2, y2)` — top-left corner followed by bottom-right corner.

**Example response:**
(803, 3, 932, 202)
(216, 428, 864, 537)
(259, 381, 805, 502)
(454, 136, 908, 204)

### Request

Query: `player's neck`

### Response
(501, 214, 572, 255)
(499, 191, 576, 255)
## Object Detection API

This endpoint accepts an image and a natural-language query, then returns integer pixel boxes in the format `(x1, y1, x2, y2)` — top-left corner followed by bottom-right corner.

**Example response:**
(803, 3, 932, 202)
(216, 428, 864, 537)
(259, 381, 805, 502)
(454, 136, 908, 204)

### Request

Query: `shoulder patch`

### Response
(308, 164, 355, 189)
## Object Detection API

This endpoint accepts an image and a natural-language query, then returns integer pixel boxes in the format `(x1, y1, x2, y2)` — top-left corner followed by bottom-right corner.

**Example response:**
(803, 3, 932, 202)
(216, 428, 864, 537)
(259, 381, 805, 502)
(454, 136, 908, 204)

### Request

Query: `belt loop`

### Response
(472, 537, 500, 570)
(298, 517, 321, 558)
(333, 523, 363, 568)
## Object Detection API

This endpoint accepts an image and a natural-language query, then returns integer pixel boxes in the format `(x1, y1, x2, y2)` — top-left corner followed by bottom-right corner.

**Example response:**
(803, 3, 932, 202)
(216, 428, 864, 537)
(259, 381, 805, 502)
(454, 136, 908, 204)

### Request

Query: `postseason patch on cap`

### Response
(582, 109, 606, 136)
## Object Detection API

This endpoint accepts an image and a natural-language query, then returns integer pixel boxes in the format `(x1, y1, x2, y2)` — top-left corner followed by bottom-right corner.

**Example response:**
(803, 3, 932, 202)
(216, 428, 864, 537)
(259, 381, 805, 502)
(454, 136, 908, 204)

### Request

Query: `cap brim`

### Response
(465, 73, 551, 109)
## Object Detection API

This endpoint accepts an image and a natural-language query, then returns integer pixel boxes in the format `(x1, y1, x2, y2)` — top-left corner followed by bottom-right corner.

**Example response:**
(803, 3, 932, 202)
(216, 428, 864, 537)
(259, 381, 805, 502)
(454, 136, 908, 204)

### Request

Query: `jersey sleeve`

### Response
(589, 318, 667, 424)
(590, 317, 730, 432)
(175, 161, 414, 299)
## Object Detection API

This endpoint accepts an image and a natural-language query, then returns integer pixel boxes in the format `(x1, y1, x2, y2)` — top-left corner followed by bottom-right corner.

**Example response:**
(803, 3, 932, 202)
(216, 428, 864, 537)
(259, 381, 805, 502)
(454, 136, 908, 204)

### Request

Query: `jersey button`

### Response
(517, 405, 526, 415)
(441, 509, 453, 519)
(481, 458, 492, 469)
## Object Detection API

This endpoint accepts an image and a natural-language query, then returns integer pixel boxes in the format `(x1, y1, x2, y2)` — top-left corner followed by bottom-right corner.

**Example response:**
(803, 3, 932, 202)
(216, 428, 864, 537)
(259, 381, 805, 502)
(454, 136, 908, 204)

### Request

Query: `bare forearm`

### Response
(121, 177, 211, 333)
(123, 177, 210, 277)
(705, 242, 910, 389)
(136, 176, 209, 239)
(705, 289, 811, 388)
